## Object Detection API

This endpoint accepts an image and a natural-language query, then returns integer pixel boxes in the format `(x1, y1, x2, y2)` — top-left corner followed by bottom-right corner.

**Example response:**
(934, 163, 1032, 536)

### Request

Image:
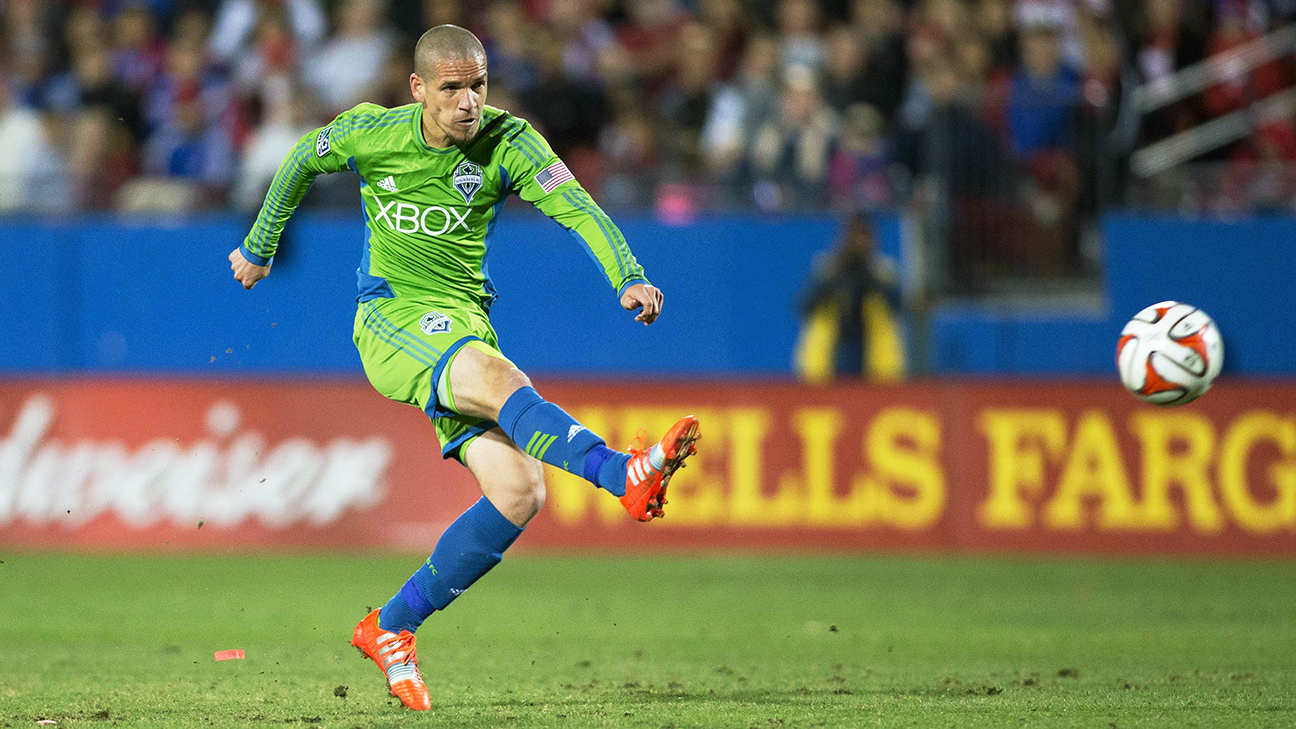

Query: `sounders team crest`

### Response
(452, 161, 482, 204)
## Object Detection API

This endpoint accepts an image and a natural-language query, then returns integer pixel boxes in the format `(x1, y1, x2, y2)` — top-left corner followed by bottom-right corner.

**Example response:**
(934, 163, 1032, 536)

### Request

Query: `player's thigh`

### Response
(461, 427, 546, 526)
(446, 343, 532, 420)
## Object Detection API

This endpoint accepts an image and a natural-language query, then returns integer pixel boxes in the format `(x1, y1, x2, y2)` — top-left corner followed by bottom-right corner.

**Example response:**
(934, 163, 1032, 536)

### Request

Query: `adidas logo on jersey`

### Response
(376, 175, 398, 193)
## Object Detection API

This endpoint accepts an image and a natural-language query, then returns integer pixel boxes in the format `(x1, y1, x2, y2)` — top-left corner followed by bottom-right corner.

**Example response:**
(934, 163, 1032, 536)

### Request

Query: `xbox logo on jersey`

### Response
(452, 161, 482, 204)
(372, 198, 471, 236)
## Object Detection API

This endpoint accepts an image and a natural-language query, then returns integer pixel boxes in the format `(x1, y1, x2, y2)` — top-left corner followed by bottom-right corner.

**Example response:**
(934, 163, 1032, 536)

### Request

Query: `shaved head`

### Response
(415, 24, 486, 79)
(409, 24, 489, 147)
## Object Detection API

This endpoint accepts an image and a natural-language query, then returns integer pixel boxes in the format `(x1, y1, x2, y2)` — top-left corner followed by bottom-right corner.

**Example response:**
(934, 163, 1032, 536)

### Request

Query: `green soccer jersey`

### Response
(240, 102, 648, 308)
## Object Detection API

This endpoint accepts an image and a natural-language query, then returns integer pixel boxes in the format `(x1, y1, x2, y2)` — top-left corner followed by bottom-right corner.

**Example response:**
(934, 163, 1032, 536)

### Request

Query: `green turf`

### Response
(2, 552, 1295, 728)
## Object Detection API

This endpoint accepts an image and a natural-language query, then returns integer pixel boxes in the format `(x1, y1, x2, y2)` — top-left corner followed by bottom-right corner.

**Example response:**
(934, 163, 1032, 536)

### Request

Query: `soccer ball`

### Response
(1116, 301, 1223, 406)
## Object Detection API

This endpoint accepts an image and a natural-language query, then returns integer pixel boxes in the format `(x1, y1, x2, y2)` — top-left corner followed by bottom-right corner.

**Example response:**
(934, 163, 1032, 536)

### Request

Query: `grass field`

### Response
(2, 552, 1295, 728)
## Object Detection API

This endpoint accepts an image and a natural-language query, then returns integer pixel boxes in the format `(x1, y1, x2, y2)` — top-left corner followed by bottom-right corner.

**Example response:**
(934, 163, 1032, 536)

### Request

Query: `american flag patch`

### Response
(535, 160, 574, 194)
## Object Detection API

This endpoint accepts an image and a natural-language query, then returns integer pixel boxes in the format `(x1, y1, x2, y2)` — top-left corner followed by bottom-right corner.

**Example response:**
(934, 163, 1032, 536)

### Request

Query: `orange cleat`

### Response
(351, 608, 431, 711)
(621, 415, 700, 521)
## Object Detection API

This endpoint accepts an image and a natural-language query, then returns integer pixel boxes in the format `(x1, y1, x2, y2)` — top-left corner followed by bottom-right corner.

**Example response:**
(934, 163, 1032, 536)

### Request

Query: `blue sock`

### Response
(497, 386, 623, 494)
(378, 497, 523, 634)
(582, 445, 629, 497)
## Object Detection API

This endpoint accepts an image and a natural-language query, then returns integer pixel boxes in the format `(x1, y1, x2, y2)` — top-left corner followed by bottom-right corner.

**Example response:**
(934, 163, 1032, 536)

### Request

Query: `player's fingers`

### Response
(641, 292, 658, 323)
(643, 290, 662, 323)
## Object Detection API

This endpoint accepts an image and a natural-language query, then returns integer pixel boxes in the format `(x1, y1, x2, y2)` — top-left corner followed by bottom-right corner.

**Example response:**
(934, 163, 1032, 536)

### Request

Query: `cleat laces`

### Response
(380, 632, 422, 685)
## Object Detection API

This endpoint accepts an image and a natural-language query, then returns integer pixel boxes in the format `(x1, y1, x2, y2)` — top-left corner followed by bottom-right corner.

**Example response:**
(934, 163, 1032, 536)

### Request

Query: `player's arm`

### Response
(229, 104, 377, 289)
(502, 120, 663, 324)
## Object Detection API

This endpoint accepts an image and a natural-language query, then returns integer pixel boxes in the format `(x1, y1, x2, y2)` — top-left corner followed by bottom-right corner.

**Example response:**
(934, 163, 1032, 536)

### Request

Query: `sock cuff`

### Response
(465, 496, 525, 548)
(583, 443, 614, 484)
(397, 580, 435, 623)
(497, 386, 544, 433)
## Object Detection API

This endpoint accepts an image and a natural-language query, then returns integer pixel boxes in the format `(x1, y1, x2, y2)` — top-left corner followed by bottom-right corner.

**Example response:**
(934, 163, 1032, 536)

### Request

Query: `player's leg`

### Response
(375, 429, 538, 635)
(443, 344, 627, 492)
(444, 344, 700, 521)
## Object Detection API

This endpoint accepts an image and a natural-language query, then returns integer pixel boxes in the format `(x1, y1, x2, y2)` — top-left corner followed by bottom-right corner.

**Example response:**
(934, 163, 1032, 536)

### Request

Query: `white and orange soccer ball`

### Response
(1116, 301, 1224, 406)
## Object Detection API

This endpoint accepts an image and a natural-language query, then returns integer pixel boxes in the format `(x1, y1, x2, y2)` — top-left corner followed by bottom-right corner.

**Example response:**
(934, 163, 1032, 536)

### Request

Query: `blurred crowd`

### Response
(2, 0, 1296, 215)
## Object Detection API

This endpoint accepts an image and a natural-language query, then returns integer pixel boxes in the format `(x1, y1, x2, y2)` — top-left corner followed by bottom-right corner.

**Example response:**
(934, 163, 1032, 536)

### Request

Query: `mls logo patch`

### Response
(315, 126, 333, 157)
(420, 311, 452, 335)
(452, 161, 483, 204)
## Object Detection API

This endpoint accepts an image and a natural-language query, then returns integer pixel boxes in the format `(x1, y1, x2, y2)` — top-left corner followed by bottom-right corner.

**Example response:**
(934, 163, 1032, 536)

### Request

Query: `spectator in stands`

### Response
(956, 36, 994, 87)
(599, 87, 658, 206)
(1004, 15, 1082, 275)
(142, 83, 235, 192)
(698, 0, 750, 82)
(234, 78, 317, 211)
(303, 0, 394, 115)
(850, 0, 908, 122)
(208, 0, 325, 88)
(5, 0, 53, 109)
(750, 65, 838, 208)
(172, 8, 213, 48)
(52, 41, 142, 208)
(1134, 0, 1211, 143)
(823, 25, 867, 112)
(896, 58, 1012, 291)
(1136, 0, 1209, 83)
(482, 1, 542, 96)
(0, 75, 66, 213)
(777, 0, 826, 74)
(828, 103, 892, 210)
(1202, 1, 1291, 119)
(145, 40, 230, 137)
(701, 33, 780, 178)
(795, 212, 904, 383)
(112, 4, 166, 95)
(522, 29, 610, 164)
(419, 0, 464, 29)
(0, 0, 1288, 220)
(974, 0, 1017, 73)
(548, 0, 617, 85)
(897, 21, 948, 132)
(616, 0, 688, 94)
(661, 22, 721, 174)
(1005, 15, 1078, 160)
(918, 0, 971, 45)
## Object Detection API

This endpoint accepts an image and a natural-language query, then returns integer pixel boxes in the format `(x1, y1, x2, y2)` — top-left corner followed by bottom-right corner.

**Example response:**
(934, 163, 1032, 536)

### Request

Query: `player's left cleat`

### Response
(621, 415, 700, 521)
(351, 608, 431, 711)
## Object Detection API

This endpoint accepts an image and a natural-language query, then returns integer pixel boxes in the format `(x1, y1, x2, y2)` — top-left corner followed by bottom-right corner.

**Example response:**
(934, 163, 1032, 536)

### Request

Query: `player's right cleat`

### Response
(621, 415, 700, 521)
(351, 608, 431, 711)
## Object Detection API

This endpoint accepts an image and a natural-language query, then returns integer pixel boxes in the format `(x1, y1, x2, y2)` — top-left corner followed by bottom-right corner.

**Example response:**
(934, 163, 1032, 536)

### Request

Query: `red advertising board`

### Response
(0, 379, 1293, 555)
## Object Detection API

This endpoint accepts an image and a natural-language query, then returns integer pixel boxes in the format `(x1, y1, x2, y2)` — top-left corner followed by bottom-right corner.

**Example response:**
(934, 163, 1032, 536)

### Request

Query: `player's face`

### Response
(414, 56, 488, 146)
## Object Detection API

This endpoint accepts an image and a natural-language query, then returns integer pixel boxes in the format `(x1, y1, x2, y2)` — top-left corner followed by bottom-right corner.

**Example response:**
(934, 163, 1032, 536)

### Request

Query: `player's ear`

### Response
(410, 73, 425, 103)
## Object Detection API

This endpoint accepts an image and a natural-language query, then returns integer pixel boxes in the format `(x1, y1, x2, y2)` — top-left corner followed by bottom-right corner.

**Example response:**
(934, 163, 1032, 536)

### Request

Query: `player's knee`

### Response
(448, 347, 532, 420)
(496, 363, 532, 397)
(497, 472, 545, 523)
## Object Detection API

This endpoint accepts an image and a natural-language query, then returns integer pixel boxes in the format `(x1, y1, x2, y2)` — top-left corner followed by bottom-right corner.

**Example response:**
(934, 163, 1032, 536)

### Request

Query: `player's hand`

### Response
(620, 283, 664, 325)
(228, 248, 271, 290)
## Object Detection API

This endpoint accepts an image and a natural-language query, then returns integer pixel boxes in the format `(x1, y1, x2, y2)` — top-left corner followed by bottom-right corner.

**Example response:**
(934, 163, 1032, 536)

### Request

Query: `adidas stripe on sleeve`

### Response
(500, 118, 647, 297)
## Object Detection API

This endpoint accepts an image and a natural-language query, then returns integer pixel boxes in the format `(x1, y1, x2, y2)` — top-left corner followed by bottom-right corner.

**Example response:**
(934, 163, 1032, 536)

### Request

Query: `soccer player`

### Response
(227, 25, 700, 711)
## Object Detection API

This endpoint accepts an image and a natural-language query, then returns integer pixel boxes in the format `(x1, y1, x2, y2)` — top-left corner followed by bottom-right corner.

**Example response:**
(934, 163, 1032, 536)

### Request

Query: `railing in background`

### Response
(1131, 25, 1296, 178)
